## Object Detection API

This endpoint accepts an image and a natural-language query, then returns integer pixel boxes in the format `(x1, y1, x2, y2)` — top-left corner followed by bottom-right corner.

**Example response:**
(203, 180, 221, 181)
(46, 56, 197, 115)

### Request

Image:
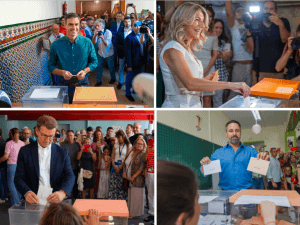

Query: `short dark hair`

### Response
(225, 120, 241, 131)
(60, 16, 65, 21)
(263, 1, 277, 11)
(158, 160, 197, 225)
(96, 126, 102, 130)
(270, 148, 277, 152)
(284, 164, 292, 170)
(80, 19, 86, 23)
(107, 127, 113, 131)
(11, 128, 19, 137)
(87, 127, 93, 132)
(65, 13, 80, 23)
(124, 16, 130, 20)
(116, 11, 123, 15)
(37, 115, 57, 130)
(86, 18, 94, 22)
(296, 150, 300, 154)
(127, 124, 133, 129)
(234, 4, 243, 15)
(67, 130, 74, 134)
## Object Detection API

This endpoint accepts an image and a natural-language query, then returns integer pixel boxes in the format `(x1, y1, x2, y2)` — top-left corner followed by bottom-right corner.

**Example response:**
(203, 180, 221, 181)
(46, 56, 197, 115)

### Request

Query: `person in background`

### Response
(77, 138, 96, 199)
(0, 128, 8, 203)
(0, 128, 24, 205)
(267, 148, 284, 190)
(85, 18, 94, 40)
(129, 123, 148, 145)
(123, 138, 146, 218)
(144, 129, 152, 141)
(295, 150, 300, 164)
(213, 19, 232, 108)
(104, 127, 114, 148)
(126, 124, 134, 138)
(48, 13, 98, 104)
(61, 129, 66, 142)
(116, 16, 132, 90)
(59, 16, 67, 35)
(290, 154, 298, 176)
(49, 24, 65, 44)
(96, 126, 102, 132)
(93, 19, 116, 86)
(125, 4, 138, 23)
(61, 130, 81, 200)
(97, 146, 111, 199)
(79, 19, 86, 37)
(21, 126, 35, 145)
(86, 127, 94, 142)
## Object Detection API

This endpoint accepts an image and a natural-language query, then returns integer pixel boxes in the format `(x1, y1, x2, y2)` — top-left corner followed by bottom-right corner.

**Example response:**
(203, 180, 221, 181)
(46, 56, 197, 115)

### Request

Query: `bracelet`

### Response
(265, 221, 276, 225)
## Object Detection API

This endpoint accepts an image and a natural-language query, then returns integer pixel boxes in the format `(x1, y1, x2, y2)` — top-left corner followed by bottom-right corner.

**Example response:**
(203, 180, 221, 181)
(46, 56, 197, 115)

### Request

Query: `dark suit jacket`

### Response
(110, 21, 124, 45)
(125, 32, 144, 70)
(116, 27, 127, 59)
(15, 141, 75, 197)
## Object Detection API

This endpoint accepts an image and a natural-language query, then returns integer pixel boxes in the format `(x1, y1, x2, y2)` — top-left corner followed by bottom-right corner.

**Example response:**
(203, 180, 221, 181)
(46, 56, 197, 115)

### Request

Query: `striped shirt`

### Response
(147, 150, 154, 173)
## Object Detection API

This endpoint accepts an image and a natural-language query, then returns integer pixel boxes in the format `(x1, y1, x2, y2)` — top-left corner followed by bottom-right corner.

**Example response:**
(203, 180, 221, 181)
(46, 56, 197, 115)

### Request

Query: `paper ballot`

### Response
(247, 157, 270, 176)
(234, 195, 291, 207)
(30, 88, 60, 99)
(198, 196, 219, 204)
(203, 160, 221, 176)
(275, 87, 294, 94)
(37, 186, 53, 205)
(244, 97, 251, 108)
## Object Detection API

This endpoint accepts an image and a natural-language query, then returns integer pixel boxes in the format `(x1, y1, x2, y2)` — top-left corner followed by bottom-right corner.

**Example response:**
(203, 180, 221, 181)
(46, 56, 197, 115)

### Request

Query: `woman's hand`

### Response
(229, 82, 251, 98)
(88, 147, 93, 154)
(80, 145, 84, 151)
(130, 175, 136, 183)
(84, 209, 100, 225)
(260, 201, 276, 225)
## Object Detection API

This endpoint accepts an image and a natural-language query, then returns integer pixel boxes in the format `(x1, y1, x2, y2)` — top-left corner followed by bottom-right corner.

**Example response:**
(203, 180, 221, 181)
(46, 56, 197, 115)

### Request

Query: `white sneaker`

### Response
(0, 199, 5, 203)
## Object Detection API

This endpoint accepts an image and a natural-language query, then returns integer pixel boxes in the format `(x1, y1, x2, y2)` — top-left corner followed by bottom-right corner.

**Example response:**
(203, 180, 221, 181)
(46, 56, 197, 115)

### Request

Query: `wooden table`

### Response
(11, 103, 149, 108)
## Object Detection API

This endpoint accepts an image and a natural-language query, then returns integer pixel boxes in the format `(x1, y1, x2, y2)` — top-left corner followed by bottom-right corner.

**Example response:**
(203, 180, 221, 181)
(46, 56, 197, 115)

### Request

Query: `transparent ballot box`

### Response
(21, 86, 69, 108)
(219, 96, 282, 108)
(229, 190, 300, 225)
(73, 199, 129, 225)
(198, 190, 238, 225)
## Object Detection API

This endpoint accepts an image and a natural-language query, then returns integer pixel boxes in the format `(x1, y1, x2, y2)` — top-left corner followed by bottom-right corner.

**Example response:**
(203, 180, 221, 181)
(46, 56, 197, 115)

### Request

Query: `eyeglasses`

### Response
(136, 143, 144, 146)
(38, 130, 55, 140)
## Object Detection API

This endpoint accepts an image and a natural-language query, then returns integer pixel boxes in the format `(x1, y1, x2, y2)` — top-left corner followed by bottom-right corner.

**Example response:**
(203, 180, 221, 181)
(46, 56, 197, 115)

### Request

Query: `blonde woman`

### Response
(160, 2, 250, 108)
(123, 138, 146, 218)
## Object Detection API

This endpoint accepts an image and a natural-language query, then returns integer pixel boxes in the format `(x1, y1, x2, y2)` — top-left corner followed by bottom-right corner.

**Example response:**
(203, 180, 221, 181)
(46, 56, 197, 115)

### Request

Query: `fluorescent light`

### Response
(249, 6, 260, 13)
(251, 110, 261, 121)
(95, 0, 99, 3)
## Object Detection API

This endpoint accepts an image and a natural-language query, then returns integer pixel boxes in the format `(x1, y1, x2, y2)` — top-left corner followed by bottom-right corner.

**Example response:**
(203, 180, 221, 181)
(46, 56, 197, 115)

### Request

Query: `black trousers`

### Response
(72, 168, 79, 199)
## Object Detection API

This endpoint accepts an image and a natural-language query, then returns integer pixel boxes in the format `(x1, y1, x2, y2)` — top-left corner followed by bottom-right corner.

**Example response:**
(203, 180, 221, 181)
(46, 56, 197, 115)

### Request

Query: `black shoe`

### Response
(144, 215, 154, 222)
(132, 90, 136, 94)
(126, 95, 135, 102)
(117, 83, 123, 90)
(109, 79, 116, 84)
(95, 82, 102, 86)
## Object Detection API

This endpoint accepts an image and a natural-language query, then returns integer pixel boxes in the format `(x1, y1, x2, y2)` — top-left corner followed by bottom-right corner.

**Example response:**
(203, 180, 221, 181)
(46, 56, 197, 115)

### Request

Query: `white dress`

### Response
(160, 40, 204, 108)
(97, 156, 110, 198)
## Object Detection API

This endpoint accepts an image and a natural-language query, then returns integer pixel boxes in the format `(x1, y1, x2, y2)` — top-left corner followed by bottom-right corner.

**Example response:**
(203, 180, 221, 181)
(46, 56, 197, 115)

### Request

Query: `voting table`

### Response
(219, 78, 300, 108)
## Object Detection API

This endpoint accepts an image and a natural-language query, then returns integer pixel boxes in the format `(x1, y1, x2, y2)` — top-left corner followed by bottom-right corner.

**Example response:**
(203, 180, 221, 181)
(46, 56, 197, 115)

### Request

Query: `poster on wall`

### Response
(285, 131, 296, 153)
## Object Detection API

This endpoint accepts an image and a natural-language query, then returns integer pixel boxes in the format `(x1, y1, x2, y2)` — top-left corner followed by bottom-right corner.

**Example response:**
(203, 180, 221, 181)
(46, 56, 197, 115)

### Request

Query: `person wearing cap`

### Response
(200, 120, 269, 191)
(0, 90, 11, 108)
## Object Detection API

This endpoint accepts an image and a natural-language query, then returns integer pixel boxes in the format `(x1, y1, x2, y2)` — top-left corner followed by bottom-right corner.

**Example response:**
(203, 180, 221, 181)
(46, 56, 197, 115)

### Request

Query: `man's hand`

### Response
(47, 190, 66, 203)
(127, 68, 132, 71)
(200, 157, 211, 166)
(62, 71, 73, 80)
(25, 191, 39, 204)
(84, 209, 100, 225)
(257, 152, 269, 161)
(272, 182, 278, 189)
(76, 70, 86, 80)
(269, 11, 283, 26)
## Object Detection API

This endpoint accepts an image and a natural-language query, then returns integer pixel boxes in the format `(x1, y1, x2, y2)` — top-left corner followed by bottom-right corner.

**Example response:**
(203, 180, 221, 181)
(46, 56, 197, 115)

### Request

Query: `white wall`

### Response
(0, 0, 76, 26)
(125, 0, 154, 15)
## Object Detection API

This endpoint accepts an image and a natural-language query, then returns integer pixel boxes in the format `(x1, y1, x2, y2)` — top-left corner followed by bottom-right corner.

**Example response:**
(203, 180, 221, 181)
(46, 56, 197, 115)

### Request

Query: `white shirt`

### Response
(124, 27, 132, 39)
(114, 143, 132, 162)
(38, 143, 52, 188)
(96, 29, 114, 58)
(49, 33, 64, 44)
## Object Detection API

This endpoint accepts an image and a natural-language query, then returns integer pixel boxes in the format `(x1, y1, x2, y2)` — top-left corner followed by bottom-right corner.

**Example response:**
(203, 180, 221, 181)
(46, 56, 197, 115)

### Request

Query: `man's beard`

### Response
(228, 136, 240, 144)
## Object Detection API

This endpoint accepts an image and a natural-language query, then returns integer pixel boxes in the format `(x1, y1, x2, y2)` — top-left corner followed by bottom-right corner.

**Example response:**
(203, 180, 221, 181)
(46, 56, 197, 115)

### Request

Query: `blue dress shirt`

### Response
(48, 35, 98, 85)
(200, 142, 258, 190)
(84, 26, 93, 40)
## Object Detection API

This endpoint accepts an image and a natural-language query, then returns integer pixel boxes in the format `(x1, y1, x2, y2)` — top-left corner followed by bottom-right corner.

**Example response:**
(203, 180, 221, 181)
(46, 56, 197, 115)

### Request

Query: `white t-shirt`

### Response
(96, 29, 114, 58)
(230, 20, 253, 61)
(114, 143, 132, 163)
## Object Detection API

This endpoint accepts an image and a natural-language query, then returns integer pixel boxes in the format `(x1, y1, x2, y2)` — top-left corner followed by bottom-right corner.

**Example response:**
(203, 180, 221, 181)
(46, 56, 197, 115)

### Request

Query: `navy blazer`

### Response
(15, 141, 75, 197)
(110, 21, 124, 45)
(125, 32, 144, 70)
(116, 27, 128, 59)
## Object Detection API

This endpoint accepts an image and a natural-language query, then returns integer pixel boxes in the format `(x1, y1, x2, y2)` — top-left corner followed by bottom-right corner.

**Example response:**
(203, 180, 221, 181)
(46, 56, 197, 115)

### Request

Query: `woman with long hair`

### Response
(123, 138, 147, 218)
(108, 129, 131, 200)
(160, 2, 250, 108)
(213, 18, 233, 107)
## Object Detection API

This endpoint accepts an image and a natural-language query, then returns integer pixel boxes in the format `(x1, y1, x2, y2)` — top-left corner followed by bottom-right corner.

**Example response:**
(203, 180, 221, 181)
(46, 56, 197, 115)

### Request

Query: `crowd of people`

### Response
(157, 1, 297, 108)
(0, 116, 155, 224)
(48, 4, 154, 103)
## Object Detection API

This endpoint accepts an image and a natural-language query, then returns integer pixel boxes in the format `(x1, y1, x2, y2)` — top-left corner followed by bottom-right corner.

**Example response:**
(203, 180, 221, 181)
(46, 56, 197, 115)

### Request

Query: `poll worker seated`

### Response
(15, 115, 75, 204)
(158, 160, 280, 225)
(48, 13, 98, 104)
(200, 120, 269, 190)
(49, 24, 65, 44)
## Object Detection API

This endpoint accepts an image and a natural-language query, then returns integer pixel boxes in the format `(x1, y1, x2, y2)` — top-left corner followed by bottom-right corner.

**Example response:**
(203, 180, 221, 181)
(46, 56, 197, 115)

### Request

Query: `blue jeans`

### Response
(7, 164, 21, 206)
(126, 68, 142, 96)
(252, 178, 265, 190)
(118, 57, 126, 84)
(0, 167, 8, 200)
(96, 54, 116, 82)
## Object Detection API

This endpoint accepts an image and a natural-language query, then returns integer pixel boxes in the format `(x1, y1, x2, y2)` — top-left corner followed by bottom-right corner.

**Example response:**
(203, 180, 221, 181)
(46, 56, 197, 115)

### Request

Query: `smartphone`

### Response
(83, 144, 90, 153)
(142, 9, 149, 15)
(128, 3, 133, 6)
(148, 139, 154, 148)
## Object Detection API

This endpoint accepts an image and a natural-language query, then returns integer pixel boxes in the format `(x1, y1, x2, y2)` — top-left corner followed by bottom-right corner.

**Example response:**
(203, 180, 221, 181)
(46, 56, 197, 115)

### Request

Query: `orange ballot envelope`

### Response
(73, 87, 118, 104)
(250, 78, 300, 99)
(73, 199, 129, 217)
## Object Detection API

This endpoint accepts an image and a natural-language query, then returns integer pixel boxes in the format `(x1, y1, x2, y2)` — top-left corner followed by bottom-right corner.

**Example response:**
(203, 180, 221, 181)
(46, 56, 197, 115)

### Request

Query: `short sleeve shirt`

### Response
(5, 140, 25, 164)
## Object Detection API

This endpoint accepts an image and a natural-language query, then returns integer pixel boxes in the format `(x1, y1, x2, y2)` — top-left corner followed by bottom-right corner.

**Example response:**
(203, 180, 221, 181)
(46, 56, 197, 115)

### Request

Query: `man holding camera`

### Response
(252, 1, 290, 84)
(93, 19, 116, 86)
(48, 13, 98, 104)
(226, 1, 254, 100)
(125, 19, 144, 102)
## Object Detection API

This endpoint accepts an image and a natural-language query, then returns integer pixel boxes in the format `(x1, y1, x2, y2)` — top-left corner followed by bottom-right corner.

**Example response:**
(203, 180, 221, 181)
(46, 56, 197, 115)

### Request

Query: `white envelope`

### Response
(247, 157, 270, 176)
(203, 160, 222, 176)
(37, 185, 53, 205)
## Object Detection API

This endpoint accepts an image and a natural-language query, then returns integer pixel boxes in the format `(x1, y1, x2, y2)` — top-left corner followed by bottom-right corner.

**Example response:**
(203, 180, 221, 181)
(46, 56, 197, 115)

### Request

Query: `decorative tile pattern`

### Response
(0, 18, 60, 103)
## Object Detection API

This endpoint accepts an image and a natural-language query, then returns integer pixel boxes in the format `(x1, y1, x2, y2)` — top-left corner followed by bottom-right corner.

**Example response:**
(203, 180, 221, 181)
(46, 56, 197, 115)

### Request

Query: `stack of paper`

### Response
(234, 195, 291, 207)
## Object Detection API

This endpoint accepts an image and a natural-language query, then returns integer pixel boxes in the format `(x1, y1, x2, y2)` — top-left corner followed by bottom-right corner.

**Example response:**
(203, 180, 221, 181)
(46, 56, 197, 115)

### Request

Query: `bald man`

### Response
(129, 122, 148, 145)
(49, 24, 65, 44)
(21, 127, 35, 145)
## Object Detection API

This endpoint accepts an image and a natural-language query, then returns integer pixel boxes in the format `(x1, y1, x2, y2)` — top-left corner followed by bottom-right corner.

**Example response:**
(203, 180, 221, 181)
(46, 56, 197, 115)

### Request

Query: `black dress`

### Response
(80, 151, 96, 189)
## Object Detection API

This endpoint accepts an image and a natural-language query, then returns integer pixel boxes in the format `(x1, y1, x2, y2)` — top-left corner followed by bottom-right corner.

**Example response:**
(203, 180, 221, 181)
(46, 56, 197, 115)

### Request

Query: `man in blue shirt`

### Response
(200, 120, 269, 190)
(48, 13, 98, 104)
(267, 148, 283, 190)
(85, 18, 94, 40)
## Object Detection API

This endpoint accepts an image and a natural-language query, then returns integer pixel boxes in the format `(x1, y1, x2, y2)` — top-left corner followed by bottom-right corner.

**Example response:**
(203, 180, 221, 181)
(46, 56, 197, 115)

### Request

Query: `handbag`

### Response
(82, 169, 93, 179)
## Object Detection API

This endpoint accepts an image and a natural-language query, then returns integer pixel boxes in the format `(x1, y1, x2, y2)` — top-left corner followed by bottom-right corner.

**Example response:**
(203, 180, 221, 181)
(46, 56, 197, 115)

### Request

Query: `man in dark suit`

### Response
(116, 16, 132, 90)
(110, 11, 125, 79)
(15, 115, 75, 204)
(124, 19, 145, 102)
